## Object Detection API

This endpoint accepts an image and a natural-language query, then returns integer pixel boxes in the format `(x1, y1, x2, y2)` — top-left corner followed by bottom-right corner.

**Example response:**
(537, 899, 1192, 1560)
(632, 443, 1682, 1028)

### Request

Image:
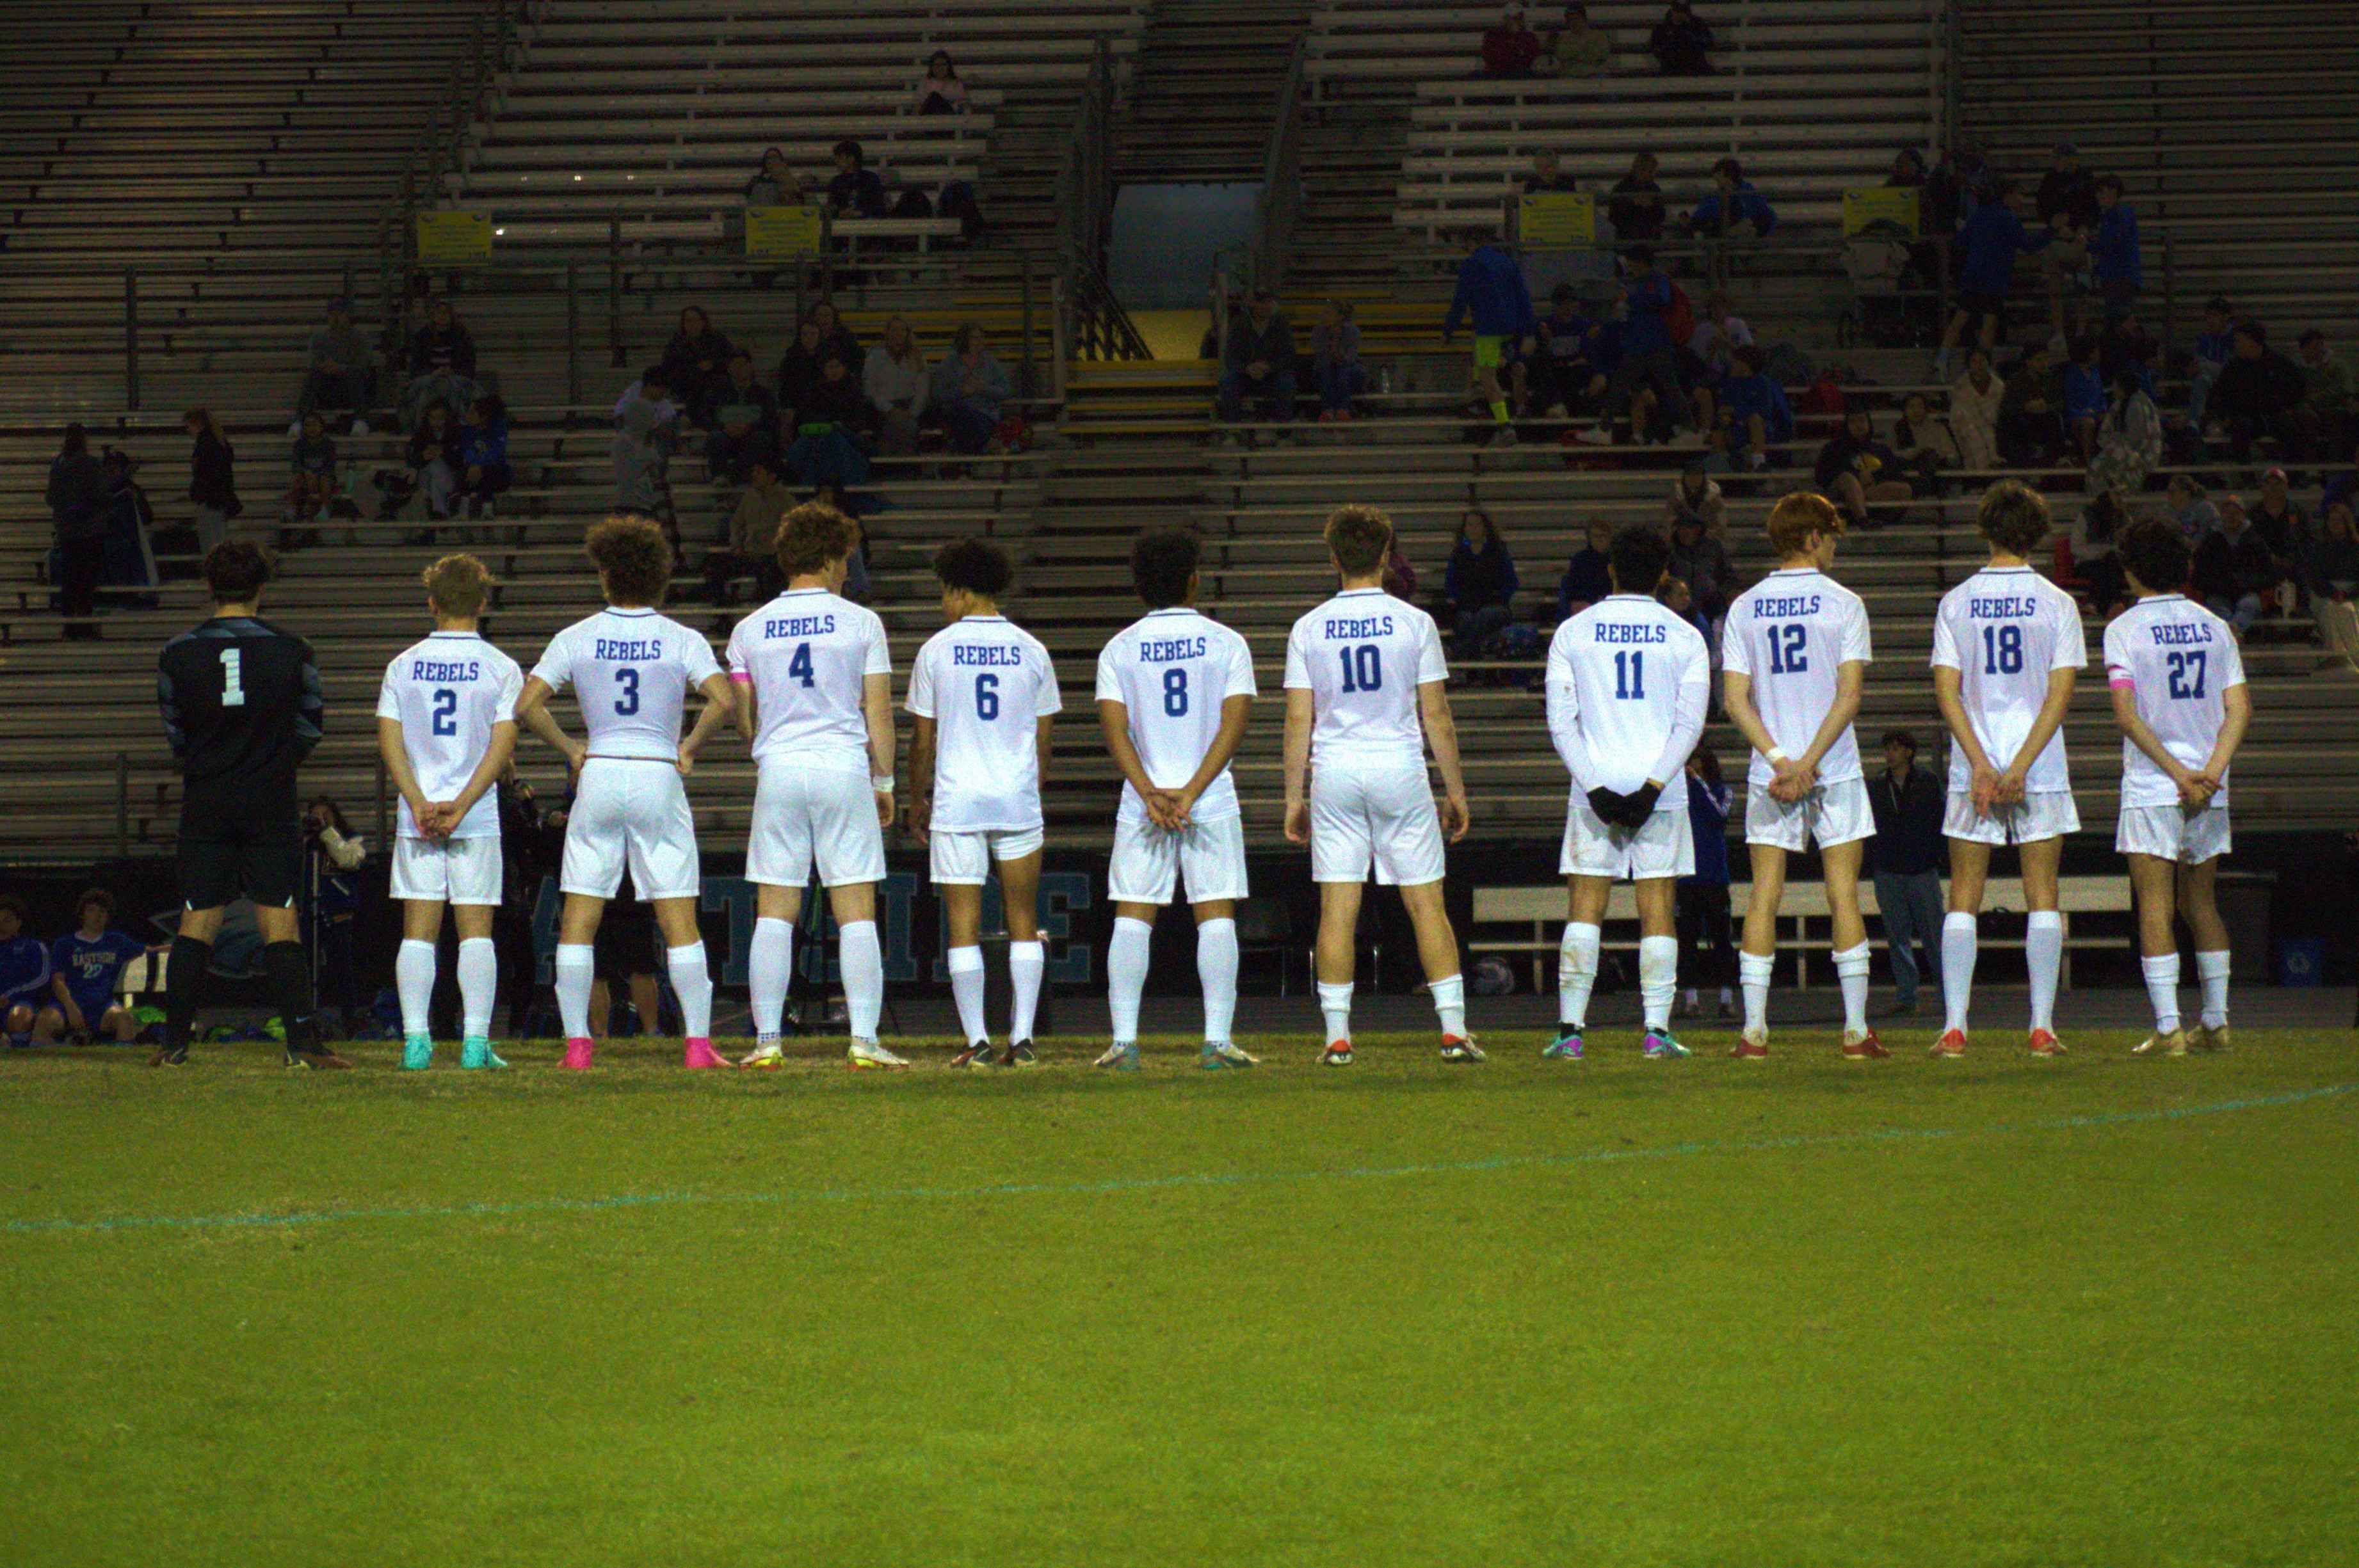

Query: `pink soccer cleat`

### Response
(561, 1037, 595, 1071)
(682, 1037, 732, 1069)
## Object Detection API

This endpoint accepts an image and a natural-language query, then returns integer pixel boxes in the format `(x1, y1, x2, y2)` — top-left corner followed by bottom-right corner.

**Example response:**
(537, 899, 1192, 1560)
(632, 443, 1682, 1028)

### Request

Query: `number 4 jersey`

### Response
(1721, 566, 1874, 788)
(1283, 587, 1448, 767)
(2102, 593, 2246, 807)
(1095, 607, 1258, 826)
(377, 630, 525, 839)
(1929, 565, 2087, 794)
(908, 613, 1063, 833)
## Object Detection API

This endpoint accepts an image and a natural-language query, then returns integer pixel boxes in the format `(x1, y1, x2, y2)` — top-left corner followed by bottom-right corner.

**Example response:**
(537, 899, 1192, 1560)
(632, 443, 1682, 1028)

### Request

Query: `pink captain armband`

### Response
(2107, 669, 2136, 691)
(729, 670, 752, 683)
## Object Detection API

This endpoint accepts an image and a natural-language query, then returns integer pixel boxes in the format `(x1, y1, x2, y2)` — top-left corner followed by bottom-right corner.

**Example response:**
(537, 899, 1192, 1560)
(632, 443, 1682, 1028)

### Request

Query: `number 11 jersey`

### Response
(1721, 566, 1874, 788)
(1283, 587, 1447, 769)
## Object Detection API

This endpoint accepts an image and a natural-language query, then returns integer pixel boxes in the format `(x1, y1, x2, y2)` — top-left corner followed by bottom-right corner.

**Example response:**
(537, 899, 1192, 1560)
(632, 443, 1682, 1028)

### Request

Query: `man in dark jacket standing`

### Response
(1219, 289, 1298, 433)
(1869, 729, 1945, 1015)
(47, 424, 106, 641)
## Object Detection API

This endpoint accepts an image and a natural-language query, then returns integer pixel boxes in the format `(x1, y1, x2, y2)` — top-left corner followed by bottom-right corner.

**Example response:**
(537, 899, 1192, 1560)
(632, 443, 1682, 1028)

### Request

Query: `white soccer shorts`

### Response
(1310, 763, 1445, 886)
(747, 760, 885, 889)
(1561, 797, 1695, 881)
(1943, 788, 2081, 847)
(390, 834, 504, 906)
(2115, 801, 2232, 865)
(561, 756, 702, 900)
(930, 824, 1046, 886)
(1109, 812, 1250, 905)
(1744, 775, 1875, 852)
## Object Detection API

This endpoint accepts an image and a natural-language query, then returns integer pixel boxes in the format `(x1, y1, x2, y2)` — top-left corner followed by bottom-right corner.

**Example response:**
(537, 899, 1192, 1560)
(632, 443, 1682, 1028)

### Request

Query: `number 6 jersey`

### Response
(1721, 566, 1874, 788)
(1929, 564, 2087, 795)
(2102, 593, 2246, 807)
(377, 630, 524, 839)
(908, 612, 1063, 833)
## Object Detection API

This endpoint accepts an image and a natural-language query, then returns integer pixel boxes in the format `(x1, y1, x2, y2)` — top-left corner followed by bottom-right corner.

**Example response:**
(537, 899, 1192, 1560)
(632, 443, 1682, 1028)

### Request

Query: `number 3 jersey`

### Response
(1545, 595, 1711, 796)
(1721, 566, 1874, 788)
(529, 607, 722, 760)
(1929, 564, 2088, 795)
(376, 630, 525, 839)
(907, 613, 1063, 833)
(2102, 593, 2246, 807)
(1095, 608, 1258, 826)
(727, 588, 892, 774)
(1283, 587, 1447, 769)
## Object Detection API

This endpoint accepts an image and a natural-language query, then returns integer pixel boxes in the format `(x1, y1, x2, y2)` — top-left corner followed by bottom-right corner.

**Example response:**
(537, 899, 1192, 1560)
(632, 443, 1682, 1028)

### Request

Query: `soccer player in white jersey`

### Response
(515, 518, 737, 1070)
(2105, 519, 2251, 1056)
(1283, 504, 1478, 1065)
(1928, 481, 2088, 1058)
(375, 554, 522, 1071)
(729, 503, 905, 1071)
(1720, 492, 1887, 1059)
(907, 538, 1063, 1068)
(1093, 526, 1259, 1071)
(1544, 524, 1711, 1061)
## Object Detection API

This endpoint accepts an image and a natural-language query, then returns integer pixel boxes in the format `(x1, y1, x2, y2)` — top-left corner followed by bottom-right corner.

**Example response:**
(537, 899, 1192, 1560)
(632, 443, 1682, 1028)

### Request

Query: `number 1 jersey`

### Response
(1283, 588, 1447, 769)
(1721, 566, 1874, 788)
(376, 630, 524, 839)
(907, 614, 1063, 833)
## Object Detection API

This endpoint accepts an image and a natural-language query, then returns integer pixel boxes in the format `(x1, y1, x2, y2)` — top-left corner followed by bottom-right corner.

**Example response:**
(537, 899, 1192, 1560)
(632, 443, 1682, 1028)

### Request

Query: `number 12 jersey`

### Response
(1721, 566, 1874, 787)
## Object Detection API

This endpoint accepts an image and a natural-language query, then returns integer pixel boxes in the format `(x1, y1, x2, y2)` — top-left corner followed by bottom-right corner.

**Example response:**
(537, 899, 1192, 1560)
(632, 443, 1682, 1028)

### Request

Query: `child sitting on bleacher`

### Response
(287, 412, 337, 527)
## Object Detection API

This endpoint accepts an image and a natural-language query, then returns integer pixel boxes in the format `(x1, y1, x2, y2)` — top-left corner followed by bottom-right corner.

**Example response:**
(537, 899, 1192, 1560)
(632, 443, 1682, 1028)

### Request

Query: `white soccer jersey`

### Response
(727, 588, 890, 771)
(1095, 608, 1258, 826)
(1721, 567, 1874, 787)
(1546, 595, 1711, 797)
(376, 631, 524, 840)
(908, 614, 1063, 833)
(1930, 565, 2088, 793)
(1282, 588, 1447, 765)
(530, 608, 723, 760)
(2103, 594, 2246, 808)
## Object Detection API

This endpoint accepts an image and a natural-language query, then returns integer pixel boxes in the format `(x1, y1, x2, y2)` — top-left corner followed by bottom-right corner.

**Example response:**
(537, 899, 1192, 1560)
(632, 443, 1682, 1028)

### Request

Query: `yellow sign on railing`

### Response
(1842, 187, 1921, 237)
(746, 204, 825, 259)
(1518, 191, 1597, 248)
(415, 210, 493, 264)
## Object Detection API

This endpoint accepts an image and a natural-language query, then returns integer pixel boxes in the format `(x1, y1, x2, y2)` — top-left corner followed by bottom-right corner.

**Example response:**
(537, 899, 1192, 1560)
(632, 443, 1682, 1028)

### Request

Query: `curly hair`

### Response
(1130, 526, 1201, 609)
(933, 536, 1012, 597)
(422, 552, 493, 618)
(774, 502, 857, 577)
(1765, 491, 1844, 559)
(586, 515, 673, 605)
(1324, 504, 1394, 577)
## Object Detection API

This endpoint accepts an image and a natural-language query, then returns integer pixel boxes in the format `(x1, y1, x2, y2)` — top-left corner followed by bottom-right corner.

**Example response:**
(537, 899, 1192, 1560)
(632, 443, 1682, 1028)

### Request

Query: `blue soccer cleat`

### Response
(1095, 1041, 1141, 1071)
(1641, 1028, 1691, 1059)
(1201, 1041, 1259, 1069)
(1542, 1028, 1585, 1060)
(460, 1036, 508, 1070)
(402, 1033, 433, 1071)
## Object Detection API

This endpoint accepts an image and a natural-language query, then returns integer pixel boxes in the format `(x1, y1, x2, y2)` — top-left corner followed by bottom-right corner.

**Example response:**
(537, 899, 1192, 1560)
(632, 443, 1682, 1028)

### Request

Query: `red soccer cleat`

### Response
(2027, 1028, 2066, 1057)
(1841, 1028, 1890, 1059)
(1929, 1029, 1967, 1059)
(1728, 1034, 1769, 1059)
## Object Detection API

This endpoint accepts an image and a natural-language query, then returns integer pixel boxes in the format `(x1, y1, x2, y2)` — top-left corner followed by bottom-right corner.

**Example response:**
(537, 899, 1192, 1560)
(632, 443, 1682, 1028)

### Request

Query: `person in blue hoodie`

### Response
(1444, 232, 1538, 444)
(1712, 342, 1792, 470)
(1581, 246, 1694, 443)
(1685, 156, 1776, 239)
(455, 392, 511, 518)
(1936, 179, 2054, 378)
(2089, 173, 2141, 314)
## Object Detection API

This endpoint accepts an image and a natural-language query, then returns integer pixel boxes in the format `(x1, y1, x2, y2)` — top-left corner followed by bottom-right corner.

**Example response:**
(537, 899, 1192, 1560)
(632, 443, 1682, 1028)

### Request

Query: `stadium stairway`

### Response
(1111, 0, 1314, 184)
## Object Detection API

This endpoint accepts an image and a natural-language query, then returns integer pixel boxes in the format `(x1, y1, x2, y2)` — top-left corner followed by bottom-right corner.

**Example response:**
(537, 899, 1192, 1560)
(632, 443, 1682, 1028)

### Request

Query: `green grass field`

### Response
(4, 1028, 2355, 1567)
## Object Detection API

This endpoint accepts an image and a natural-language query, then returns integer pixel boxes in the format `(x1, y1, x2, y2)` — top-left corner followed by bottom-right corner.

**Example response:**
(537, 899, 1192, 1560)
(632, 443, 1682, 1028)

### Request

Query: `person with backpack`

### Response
(1579, 246, 1695, 444)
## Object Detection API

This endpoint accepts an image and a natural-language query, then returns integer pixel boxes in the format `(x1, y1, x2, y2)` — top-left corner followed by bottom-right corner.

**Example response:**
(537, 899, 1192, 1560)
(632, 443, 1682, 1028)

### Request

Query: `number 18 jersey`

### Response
(1929, 565, 2087, 794)
(529, 607, 721, 760)
(2102, 593, 2246, 808)
(376, 630, 524, 839)
(1282, 588, 1447, 767)
(1095, 608, 1258, 826)
(1721, 566, 1874, 787)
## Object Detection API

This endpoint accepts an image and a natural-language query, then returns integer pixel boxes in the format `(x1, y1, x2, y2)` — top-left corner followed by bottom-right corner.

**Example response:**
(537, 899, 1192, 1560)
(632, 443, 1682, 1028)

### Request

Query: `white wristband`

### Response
(872, 775, 896, 793)
(1765, 749, 1790, 765)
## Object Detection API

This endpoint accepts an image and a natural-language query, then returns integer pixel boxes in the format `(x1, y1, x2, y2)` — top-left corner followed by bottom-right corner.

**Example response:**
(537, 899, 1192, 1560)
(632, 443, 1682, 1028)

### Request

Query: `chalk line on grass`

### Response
(6, 1081, 2351, 1239)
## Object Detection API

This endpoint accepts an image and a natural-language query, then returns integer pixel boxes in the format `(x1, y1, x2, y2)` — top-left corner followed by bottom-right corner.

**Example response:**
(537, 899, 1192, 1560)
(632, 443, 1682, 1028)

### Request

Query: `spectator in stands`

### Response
(1936, 179, 2053, 380)
(286, 411, 337, 526)
(1517, 282, 1605, 419)
(1815, 406, 1910, 529)
(2036, 141, 2098, 233)
(47, 426, 106, 641)
(1890, 391, 1960, 495)
(183, 408, 240, 557)
(2193, 496, 2274, 636)
(1995, 340, 2065, 465)
(1582, 245, 1692, 444)
(2304, 499, 2359, 603)
(612, 366, 679, 516)
(863, 316, 930, 457)
(929, 324, 1012, 454)
(1443, 506, 1519, 658)
(809, 300, 863, 371)
(2086, 364, 2162, 501)
(1648, 0, 1713, 74)
(2298, 329, 2355, 460)
(705, 351, 781, 484)
(706, 453, 790, 606)
(455, 394, 511, 519)
(1685, 157, 1775, 239)
(1538, 3, 1614, 76)
(777, 314, 830, 426)
(403, 299, 479, 428)
(1949, 348, 2004, 472)
(96, 449, 158, 595)
(404, 401, 462, 538)
(303, 797, 367, 1036)
(2097, 306, 2157, 396)
(1555, 518, 1614, 618)
(1681, 288, 1750, 436)
(1667, 499, 1734, 624)
(826, 140, 888, 218)
(2250, 467, 2308, 575)
(2186, 297, 2235, 429)
(746, 146, 802, 208)
(2089, 174, 2140, 315)
(1867, 728, 1945, 1018)
(1711, 342, 1791, 470)
(1667, 465, 1725, 535)
(1522, 149, 1579, 195)
(1309, 300, 1365, 422)
(786, 355, 874, 488)
(2068, 491, 2129, 613)
(659, 306, 736, 429)
(1675, 749, 1736, 1020)
(1608, 152, 1665, 243)
(2211, 319, 2310, 460)
(2161, 474, 2219, 543)
(2063, 335, 2107, 462)
(915, 51, 968, 114)
(1444, 237, 1534, 444)
(1920, 145, 1971, 238)
(1220, 289, 1300, 434)
(1657, 573, 1712, 645)
(1479, 3, 1547, 77)
(299, 296, 373, 424)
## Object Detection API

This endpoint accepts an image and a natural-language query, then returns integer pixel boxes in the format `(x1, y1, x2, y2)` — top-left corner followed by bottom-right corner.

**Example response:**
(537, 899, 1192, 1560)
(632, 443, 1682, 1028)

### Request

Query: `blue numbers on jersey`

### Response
(615, 666, 641, 716)
(974, 671, 1000, 719)
(1163, 666, 1189, 717)
(1766, 623, 1808, 675)
(1337, 644, 1383, 693)
(787, 642, 814, 688)
(430, 687, 458, 736)
(2166, 650, 2208, 700)
(1613, 650, 1646, 700)
(1981, 623, 2024, 675)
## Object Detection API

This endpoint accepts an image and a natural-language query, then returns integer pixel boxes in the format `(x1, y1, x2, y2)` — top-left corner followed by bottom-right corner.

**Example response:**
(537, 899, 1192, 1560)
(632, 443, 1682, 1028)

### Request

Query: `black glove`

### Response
(1587, 787, 1631, 826)
(1617, 781, 1664, 829)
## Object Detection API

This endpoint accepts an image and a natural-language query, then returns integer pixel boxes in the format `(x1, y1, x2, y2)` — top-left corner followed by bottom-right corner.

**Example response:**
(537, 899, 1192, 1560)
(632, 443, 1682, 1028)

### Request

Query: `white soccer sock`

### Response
(396, 938, 436, 1037)
(1941, 913, 1979, 1034)
(1739, 950, 1775, 1036)
(1559, 922, 1602, 1028)
(456, 937, 497, 1039)
(555, 943, 595, 1039)
(748, 916, 794, 1040)
(1316, 980, 1353, 1046)
(1429, 973, 1467, 1038)
(1833, 941, 1871, 1036)
(1008, 940, 1045, 1043)
(2195, 949, 2230, 1028)
(1106, 916, 1152, 1045)
(840, 920, 884, 1042)
(2142, 952, 2182, 1034)
(667, 941, 713, 1039)
(2025, 911, 2064, 1034)
(947, 945, 987, 1044)
(1196, 916, 1239, 1044)
(1639, 934, 1679, 1032)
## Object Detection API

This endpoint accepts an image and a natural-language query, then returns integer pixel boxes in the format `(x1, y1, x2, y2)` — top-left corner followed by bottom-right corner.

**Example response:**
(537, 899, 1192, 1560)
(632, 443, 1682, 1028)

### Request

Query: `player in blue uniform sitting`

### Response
(1, 895, 56, 1045)
(32, 889, 156, 1046)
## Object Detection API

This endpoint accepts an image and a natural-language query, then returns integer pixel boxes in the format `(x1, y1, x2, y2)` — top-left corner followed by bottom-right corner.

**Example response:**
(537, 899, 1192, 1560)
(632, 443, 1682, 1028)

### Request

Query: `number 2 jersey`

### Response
(907, 613, 1063, 833)
(1721, 567, 1874, 788)
(1282, 588, 1447, 769)
(1095, 608, 1258, 827)
(1929, 565, 2087, 795)
(1545, 595, 1711, 797)
(2102, 593, 2246, 808)
(156, 616, 325, 800)
(529, 607, 721, 760)
(376, 630, 526, 840)
(726, 587, 892, 774)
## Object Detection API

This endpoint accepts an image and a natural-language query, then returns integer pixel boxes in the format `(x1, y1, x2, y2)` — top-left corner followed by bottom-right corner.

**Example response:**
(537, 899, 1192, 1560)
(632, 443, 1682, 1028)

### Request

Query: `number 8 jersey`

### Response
(908, 612, 1063, 833)
(1721, 565, 1874, 787)
(1095, 607, 1258, 825)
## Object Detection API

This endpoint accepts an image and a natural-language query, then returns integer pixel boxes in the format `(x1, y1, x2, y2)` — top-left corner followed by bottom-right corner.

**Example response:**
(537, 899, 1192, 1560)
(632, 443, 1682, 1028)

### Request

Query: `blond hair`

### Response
(423, 553, 493, 618)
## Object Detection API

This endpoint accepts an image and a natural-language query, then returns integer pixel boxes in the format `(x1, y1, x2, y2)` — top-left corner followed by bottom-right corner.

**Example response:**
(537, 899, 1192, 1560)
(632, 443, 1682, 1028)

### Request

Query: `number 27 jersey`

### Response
(2102, 593, 2245, 808)
(1721, 567, 1874, 787)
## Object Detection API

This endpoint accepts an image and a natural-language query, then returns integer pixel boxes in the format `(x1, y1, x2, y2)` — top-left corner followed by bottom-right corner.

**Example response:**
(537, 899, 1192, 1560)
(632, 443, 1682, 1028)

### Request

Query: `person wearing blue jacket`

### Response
(1579, 246, 1695, 443)
(1936, 179, 2054, 378)
(1686, 157, 1776, 239)
(455, 394, 512, 518)
(1445, 235, 1538, 444)
(2090, 174, 2140, 310)
(1714, 342, 1792, 470)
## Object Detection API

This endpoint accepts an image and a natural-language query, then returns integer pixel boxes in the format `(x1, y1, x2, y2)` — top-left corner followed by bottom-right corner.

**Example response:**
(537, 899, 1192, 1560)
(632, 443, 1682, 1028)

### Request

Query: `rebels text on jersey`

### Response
(530, 608, 723, 760)
(1282, 588, 1448, 766)
(378, 630, 526, 839)
(727, 588, 891, 771)
(1929, 566, 2088, 793)
(1095, 609, 1258, 824)
(1546, 595, 1712, 798)
(2102, 595, 2246, 808)
(1720, 568, 1874, 787)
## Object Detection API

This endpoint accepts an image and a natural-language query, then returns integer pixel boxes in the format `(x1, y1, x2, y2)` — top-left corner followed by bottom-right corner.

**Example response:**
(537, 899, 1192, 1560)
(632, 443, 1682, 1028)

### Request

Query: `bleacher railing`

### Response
(1052, 36, 1150, 365)
(382, 0, 527, 339)
(1246, 40, 1309, 296)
